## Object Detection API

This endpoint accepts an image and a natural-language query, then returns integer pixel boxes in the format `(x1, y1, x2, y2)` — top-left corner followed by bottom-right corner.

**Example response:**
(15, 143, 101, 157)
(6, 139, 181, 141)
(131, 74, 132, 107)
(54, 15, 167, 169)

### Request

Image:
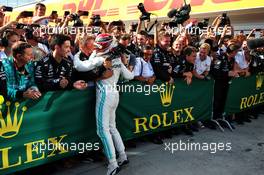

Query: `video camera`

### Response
(70, 11, 89, 27)
(1, 6, 13, 12)
(219, 13, 231, 27)
(167, 0, 191, 27)
(197, 18, 209, 29)
(90, 14, 102, 27)
(137, 3, 151, 21)
(130, 23, 138, 32)
(250, 49, 264, 73)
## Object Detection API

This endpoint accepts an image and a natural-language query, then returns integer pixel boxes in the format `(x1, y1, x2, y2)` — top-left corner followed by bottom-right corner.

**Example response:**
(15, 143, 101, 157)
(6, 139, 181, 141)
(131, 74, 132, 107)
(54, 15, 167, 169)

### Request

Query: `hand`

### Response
(245, 71, 251, 77)
(199, 75, 205, 79)
(121, 54, 128, 66)
(228, 71, 239, 77)
(102, 69, 113, 79)
(103, 59, 112, 69)
(183, 72, 193, 78)
(73, 80, 88, 90)
(49, 13, 58, 20)
(185, 76, 192, 85)
(65, 15, 73, 22)
(146, 76, 156, 85)
(168, 65, 172, 74)
(23, 89, 41, 100)
(60, 77, 69, 88)
(168, 77, 174, 84)
(6, 21, 18, 28)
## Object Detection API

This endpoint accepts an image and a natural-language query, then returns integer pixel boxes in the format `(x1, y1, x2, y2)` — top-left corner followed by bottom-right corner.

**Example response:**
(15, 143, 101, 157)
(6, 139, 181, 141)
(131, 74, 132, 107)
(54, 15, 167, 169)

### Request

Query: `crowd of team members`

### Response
(0, 3, 264, 142)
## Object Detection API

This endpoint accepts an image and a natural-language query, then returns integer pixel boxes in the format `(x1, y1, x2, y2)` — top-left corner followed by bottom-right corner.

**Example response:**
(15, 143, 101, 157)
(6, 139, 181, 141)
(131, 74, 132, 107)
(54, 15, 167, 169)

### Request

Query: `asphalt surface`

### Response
(43, 114, 264, 175)
(19, 114, 264, 175)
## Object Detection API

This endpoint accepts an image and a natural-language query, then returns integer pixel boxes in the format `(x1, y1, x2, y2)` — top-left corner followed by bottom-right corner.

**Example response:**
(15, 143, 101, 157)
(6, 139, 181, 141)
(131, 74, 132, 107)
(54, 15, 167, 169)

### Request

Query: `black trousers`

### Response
(213, 79, 230, 119)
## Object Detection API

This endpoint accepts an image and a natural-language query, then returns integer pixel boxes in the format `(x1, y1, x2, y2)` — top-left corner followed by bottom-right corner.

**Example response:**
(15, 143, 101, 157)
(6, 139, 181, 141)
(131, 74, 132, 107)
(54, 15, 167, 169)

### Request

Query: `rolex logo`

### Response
(256, 72, 264, 90)
(0, 95, 27, 139)
(159, 83, 175, 107)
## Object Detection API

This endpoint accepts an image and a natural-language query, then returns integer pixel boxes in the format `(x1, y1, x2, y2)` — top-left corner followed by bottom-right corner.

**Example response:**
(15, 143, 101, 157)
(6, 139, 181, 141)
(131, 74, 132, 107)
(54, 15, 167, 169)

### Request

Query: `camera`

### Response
(70, 13, 79, 21)
(250, 49, 264, 73)
(137, 3, 151, 21)
(167, 1, 191, 27)
(90, 14, 102, 27)
(219, 13, 231, 27)
(197, 18, 209, 29)
(20, 11, 34, 18)
(64, 11, 70, 17)
(130, 23, 138, 32)
(2, 6, 13, 12)
(16, 23, 27, 29)
(70, 13, 84, 27)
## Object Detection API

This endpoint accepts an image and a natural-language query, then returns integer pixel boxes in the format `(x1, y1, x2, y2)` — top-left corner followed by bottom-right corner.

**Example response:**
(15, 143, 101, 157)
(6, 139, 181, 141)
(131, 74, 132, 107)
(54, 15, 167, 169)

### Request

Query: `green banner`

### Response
(225, 72, 264, 114)
(0, 79, 214, 175)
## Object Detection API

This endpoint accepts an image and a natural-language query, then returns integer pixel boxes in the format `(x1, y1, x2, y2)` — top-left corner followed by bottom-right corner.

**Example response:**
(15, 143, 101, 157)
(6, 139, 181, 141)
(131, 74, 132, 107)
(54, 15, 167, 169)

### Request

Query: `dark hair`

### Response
(183, 46, 197, 57)
(35, 3, 46, 10)
(120, 34, 131, 41)
(226, 44, 240, 54)
(12, 42, 32, 58)
(138, 30, 148, 37)
(5, 30, 19, 40)
(0, 30, 19, 47)
(143, 45, 153, 51)
(49, 34, 71, 51)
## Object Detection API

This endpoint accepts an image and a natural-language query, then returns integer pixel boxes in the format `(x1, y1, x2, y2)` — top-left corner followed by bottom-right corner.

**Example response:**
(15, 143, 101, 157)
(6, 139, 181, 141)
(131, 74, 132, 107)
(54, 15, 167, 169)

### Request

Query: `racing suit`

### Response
(74, 50, 134, 166)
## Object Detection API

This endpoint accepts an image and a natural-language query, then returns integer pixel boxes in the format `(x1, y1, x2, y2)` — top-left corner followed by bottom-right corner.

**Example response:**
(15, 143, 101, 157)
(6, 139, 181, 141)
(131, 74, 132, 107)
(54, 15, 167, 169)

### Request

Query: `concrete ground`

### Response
(23, 115, 264, 175)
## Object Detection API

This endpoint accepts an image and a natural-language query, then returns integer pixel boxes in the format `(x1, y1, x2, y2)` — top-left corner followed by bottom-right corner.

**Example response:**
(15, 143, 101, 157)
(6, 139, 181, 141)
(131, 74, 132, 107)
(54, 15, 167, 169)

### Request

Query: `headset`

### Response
(0, 30, 19, 47)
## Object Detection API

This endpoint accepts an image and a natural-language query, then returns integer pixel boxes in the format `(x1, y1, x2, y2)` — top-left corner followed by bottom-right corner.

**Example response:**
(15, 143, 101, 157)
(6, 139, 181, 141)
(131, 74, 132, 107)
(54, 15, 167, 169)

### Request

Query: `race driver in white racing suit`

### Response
(74, 33, 134, 175)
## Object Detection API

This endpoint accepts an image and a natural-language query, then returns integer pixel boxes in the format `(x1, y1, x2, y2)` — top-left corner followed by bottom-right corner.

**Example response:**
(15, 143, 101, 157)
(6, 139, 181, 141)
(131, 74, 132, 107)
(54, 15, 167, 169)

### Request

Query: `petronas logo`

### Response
(0, 95, 27, 139)
(159, 83, 175, 107)
(256, 72, 264, 90)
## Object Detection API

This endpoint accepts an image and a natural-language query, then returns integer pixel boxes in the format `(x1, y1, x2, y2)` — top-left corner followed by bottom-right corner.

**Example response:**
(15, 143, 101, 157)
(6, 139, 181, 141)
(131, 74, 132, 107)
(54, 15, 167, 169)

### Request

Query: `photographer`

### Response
(32, 3, 57, 25)
(2, 42, 41, 100)
(88, 14, 107, 33)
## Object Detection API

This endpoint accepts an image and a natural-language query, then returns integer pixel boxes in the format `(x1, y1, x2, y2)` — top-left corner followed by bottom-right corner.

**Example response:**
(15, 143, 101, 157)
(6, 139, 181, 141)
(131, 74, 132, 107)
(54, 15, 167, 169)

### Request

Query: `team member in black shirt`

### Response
(35, 34, 87, 92)
(211, 44, 240, 120)
(151, 32, 174, 84)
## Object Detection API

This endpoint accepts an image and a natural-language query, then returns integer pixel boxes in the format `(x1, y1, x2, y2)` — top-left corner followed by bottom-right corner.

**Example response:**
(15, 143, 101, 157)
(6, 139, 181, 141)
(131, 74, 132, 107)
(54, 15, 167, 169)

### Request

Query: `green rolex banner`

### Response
(224, 72, 264, 114)
(0, 79, 214, 175)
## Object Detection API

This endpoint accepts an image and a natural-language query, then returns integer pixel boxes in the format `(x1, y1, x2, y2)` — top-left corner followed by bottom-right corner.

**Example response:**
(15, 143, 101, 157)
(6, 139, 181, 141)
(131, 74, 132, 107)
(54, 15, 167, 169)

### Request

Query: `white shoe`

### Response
(107, 166, 120, 175)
